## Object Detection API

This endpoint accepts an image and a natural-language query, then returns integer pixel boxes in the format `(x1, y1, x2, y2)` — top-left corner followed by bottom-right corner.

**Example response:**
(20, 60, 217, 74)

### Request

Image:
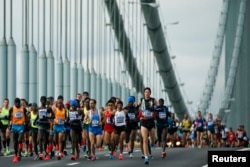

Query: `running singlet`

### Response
(54, 108, 66, 125)
(207, 118, 214, 131)
(236, 130, 244, 139)
(30, 112, 38, 128)
(37, 108, 50, 125)
(90, 110, 101, 127)
(12, 106, 25, 125)
(195, 117, 204, 130)
(141, 98, 155, 119)
(105, 110, 113, 125)
(126, 107, 136, 121)
(69, 110, 82, 125)
(182, 119, 191, 131)
(114, 111, 126, 127)
(104, 110, 114, 132)
(0, 107, 9, 125)
(156, 106, 169, 127)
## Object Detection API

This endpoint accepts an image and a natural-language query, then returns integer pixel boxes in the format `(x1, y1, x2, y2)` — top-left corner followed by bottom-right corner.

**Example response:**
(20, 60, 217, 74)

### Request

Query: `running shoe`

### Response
(71, 154, 76, 160)
(34, 155, 39, 160)
(13, 156, 19, 163)
(84, 151, 88, 158)
(6, 147, 10, 155)
(129, 153, 134, 158)
(144, 157, 149, 164)
(161, 151, 167, 158)
(57, 152, 63, 160)
(91, 156, 96, 161)
(45, 154, 50, 160)
(109, 154, 114, 159)
(119, 154, 124, 160)
(39, 153, 44, 160)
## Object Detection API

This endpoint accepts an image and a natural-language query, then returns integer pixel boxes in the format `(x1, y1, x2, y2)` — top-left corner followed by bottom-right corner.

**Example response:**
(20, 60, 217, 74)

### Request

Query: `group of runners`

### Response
(0, 87, 172, 164)
(0, 87, 249, 165)
(179, 111, 249, 148)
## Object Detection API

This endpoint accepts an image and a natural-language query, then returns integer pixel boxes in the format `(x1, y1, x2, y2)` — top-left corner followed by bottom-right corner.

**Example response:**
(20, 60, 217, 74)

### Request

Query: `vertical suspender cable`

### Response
(78, 0, 84, 92)
(7, 0, 17, 104)
(20, 0, 29, 100)
(0, 0, 7, 103)
(70, 0, 78, 98)
(63, 0, 70, 100)
(84, 0, 90, 93)
(47, 0, 55, 97)
(38, 0, 47, 99)
(90, 0, 97, 98)
(29, 0, 38, 102)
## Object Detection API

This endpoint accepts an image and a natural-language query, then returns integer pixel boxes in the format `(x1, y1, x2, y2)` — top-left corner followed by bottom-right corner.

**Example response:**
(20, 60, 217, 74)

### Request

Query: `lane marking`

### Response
(67, 162, 80, 166)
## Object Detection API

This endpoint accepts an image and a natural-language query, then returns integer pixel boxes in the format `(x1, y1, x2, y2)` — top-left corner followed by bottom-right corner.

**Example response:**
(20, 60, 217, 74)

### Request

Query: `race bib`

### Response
(128, 113, 135, 120)
(39, 109, 47, 119)
(238, 132, 243, 138)
(91, 120, 99, 127)
(143, 110, 153, 118)
(106, 117, 112, 124)
(15, 111, 23, 118)
(159, 112, 166, 119)
(207, 121, 213, 126)
(69, 112, 77, 120)
(57, 119, 65, 125)
(116, 116, 124, 124)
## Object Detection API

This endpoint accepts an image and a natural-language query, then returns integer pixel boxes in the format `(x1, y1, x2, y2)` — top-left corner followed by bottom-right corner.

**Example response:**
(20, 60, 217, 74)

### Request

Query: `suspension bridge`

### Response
(0, 0, 249, 135)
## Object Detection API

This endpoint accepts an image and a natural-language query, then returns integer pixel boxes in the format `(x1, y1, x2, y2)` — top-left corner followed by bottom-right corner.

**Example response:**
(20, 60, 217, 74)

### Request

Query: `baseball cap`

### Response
(128, 96, 135, 103)
(70, 100, 77, 106)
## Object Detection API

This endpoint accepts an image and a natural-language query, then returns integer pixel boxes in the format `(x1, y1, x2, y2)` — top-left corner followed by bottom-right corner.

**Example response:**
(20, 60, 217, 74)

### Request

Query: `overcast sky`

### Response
(158, 0, 224, 115)
(0, 0, 225, 115)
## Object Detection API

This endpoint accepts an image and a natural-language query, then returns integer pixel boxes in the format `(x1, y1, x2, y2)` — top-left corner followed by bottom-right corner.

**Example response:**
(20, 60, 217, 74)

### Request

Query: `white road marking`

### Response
(67, 162, 80, 166)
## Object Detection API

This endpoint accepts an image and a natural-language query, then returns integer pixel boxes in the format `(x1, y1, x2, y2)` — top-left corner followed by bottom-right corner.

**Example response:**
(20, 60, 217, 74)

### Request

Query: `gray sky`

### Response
(158, 0, 224, 115)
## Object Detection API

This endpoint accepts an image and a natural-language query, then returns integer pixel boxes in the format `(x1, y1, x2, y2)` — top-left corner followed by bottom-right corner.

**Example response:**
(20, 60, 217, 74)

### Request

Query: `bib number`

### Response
(39, 110, 47, 119)
(143, 110, 153, 118)
(57, 119, 65, 125)
(106, 117, 112, 124)
(15, 111, 23, 118)
(207, 121, 213, 126)
(128, 113, 135, 120)
(69, 112, 77, 120)
(91, 120, 99, 127)
(159, 112, 166, 119)
(116, 116, 124, 124)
